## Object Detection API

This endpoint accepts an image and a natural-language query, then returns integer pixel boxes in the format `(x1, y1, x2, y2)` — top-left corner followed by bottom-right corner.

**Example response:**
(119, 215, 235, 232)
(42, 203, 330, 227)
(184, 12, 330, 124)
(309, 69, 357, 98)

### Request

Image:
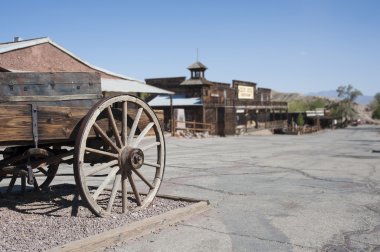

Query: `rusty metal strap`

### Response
(1, 94, 101, 102)
(31, 104, 39, 148)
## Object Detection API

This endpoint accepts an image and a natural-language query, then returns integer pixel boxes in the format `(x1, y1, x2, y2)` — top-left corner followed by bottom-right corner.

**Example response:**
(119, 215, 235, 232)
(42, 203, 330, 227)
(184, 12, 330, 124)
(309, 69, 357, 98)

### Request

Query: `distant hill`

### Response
(272, 91, 313, 102)
(306, 90, 373, 105)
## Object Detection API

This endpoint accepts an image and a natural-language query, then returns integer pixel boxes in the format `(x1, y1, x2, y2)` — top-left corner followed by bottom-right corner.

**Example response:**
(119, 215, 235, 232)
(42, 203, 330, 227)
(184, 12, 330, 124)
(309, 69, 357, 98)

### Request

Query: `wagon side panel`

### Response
(0, 105, 32, 142)
(0, 72, 102, 146)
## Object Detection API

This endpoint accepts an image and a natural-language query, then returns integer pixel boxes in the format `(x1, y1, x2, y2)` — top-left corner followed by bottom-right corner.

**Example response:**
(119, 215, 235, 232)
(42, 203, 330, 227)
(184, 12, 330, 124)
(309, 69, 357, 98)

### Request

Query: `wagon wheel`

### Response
(35, 160, 59, 190)
(74, 95, 165, 217)
(0, 147, 59, 193)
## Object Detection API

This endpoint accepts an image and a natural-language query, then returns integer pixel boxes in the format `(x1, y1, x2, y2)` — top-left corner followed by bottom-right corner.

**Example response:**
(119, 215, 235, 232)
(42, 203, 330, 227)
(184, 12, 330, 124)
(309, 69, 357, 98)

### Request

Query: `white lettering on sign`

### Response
(306, 110, 324, 117)
(238, 85, 254, 99)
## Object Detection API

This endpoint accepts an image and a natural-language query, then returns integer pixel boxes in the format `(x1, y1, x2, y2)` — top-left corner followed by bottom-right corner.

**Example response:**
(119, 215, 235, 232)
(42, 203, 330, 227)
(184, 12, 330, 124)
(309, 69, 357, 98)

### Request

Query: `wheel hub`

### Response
(119, 147, 144, 170)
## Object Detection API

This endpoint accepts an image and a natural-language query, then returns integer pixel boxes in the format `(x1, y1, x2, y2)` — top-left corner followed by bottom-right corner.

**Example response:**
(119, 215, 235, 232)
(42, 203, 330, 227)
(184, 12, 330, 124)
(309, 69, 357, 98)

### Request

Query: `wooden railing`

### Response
(234, 100, 288, 108)
(265, 120, 287, 129)
(174, 120, 214, 134)
(286, 125, 319, 135)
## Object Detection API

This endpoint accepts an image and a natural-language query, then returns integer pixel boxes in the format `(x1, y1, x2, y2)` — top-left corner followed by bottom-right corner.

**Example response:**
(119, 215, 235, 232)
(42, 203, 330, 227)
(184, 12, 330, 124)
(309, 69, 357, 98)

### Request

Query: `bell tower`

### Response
(188, 61, 207, 79)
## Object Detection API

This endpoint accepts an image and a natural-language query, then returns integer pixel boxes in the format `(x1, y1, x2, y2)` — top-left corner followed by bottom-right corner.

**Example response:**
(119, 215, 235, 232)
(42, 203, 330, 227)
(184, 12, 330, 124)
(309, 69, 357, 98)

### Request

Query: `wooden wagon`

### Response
(0, 72, 165, 217)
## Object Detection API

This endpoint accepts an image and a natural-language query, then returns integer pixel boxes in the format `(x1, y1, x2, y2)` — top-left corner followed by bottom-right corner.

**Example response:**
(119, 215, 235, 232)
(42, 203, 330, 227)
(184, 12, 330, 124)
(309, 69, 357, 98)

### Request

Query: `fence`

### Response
(174, 120, 215, 135)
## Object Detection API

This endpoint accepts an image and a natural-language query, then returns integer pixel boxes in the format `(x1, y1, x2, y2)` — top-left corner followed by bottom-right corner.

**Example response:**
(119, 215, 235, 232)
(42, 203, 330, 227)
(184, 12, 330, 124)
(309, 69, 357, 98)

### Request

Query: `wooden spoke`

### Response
(37, 167, 48, 175)
(7, 175, 17, 194)
(92, 167, 119, 200)
(132, 168, 154, 189)
(132, 122, 154, 148)
(39, 163, 59, 190)
(2, 147, 60, 193)
(93, 122, 120, 153)
(107, 106, 123, 148)
(106, 173, 121, 213)
(33, 179, 40, 192)
(122, 171, 128, 213)
(122, 101, 128, 146)
(85, 160, 118, 177)
(127, 172, 142, 206)
(144, 161, 161, 168)
(141, 142, 161, 151)
(85, 147, 118, 159)
(127, 107, 143, 145)
(21, 175, 26, 194)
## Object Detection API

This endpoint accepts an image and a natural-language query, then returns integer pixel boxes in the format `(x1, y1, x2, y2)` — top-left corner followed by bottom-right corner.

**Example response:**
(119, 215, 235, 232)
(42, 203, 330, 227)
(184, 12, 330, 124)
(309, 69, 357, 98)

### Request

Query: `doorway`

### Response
(217, 108, 225, 136)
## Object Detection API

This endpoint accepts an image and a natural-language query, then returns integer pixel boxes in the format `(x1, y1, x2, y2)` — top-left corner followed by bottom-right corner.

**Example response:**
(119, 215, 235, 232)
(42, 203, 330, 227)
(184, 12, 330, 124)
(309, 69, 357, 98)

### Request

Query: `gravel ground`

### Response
(0, 184, 192, 252)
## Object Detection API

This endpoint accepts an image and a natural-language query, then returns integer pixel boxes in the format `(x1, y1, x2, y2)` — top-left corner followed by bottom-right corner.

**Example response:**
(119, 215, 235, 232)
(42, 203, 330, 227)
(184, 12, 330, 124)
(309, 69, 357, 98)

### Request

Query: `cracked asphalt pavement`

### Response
(113, 126, 380, 251)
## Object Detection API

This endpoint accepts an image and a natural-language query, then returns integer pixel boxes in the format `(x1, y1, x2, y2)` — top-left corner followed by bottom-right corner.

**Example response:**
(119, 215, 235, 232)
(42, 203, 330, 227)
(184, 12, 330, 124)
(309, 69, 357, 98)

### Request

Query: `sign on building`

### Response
(306, 109, 324, 117)
(238, 85, 254, 99)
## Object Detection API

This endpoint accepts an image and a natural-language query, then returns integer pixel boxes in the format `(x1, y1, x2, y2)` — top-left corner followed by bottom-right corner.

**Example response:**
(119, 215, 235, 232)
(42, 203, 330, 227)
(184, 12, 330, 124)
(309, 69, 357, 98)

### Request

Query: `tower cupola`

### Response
(187, 61, 207, 79)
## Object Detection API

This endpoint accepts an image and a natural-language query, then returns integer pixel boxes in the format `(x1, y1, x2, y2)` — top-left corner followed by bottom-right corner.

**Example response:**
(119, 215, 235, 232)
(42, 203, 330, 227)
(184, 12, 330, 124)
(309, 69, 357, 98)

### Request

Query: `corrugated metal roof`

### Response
(148, 95, 202, 107)
(102, 78, 174, 94)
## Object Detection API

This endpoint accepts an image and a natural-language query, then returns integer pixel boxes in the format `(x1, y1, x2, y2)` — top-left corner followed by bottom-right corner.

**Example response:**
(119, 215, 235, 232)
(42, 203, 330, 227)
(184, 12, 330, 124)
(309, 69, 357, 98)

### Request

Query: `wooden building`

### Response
(146, 61, 288, 135)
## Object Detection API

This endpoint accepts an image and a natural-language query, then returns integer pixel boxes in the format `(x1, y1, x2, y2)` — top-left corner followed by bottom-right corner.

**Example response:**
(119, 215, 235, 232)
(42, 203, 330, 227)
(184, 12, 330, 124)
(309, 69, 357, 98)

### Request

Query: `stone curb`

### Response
(47, 196, 210, 252)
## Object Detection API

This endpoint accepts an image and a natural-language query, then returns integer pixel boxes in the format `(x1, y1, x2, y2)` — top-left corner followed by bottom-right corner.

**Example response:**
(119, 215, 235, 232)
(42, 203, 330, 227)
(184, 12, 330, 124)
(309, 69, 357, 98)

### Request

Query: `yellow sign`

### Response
(238, 85, 254, 99)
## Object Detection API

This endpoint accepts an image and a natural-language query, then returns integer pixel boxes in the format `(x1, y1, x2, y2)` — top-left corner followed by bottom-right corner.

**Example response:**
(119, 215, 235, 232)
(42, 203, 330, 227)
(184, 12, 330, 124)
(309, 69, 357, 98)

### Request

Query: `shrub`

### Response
(372, 106, 380, 119)
(296, 113, 304, 126)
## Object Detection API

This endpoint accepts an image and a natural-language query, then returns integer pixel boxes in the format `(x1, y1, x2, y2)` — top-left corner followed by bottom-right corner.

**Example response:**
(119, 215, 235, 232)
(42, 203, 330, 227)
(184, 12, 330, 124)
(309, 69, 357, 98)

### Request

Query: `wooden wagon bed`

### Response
(0, 72, 101, 145)
(0, 72, 166, 217)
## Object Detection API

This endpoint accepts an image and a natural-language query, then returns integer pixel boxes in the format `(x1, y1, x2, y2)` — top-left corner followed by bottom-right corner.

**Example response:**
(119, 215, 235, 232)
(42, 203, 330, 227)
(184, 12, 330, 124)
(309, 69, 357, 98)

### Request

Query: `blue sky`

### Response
(1, 0, 379, 95)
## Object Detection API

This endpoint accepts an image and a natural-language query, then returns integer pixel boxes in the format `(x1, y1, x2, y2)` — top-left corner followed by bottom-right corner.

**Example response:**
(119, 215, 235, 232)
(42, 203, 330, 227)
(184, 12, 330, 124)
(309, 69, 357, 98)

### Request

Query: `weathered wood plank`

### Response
(2, 94, 101, 102)
(0, 72, 102, 107)
(0, 72, 101, 86)
(0, 72, 101, 97)
(0, 105, 33, 142)
(0, 105, 88, 143)
(0, 106, 164, 145)
(38, 106, 89, 140)
(48, 201, 210, 252)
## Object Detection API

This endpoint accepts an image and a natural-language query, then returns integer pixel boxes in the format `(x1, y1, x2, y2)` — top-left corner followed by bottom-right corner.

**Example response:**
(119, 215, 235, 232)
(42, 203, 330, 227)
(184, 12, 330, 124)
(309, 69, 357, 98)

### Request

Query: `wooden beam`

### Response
(1, 94, 101, 102)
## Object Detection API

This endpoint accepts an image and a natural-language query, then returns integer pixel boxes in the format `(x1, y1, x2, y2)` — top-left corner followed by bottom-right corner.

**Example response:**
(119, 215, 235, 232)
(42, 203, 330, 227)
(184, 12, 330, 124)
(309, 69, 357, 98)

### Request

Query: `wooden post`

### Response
(202, 107, 206, 126)
(170, 95, 174, 136)
(245, 107, 248, 133)
(215, 107, 218, 135)
(317, 116, 321, 130)
(287, 108, 289, 131)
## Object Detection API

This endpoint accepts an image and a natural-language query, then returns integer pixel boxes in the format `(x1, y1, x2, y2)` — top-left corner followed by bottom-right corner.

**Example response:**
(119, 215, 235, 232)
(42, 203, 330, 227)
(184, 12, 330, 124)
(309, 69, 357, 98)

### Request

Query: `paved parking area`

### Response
(2, 126, 379, 251)
(113, 126, 380, 251)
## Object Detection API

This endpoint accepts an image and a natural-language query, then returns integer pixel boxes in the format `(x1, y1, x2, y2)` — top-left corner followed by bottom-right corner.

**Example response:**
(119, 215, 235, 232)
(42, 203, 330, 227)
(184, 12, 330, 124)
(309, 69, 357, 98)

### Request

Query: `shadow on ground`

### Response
(0, 184, 85, 217)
